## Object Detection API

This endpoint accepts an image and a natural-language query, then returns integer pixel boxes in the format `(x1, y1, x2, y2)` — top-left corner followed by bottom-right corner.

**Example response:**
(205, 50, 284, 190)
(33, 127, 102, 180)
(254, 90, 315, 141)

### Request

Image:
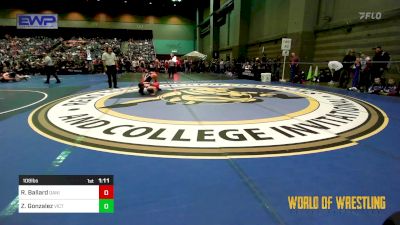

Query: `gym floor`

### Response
(0, 72, 399, 225)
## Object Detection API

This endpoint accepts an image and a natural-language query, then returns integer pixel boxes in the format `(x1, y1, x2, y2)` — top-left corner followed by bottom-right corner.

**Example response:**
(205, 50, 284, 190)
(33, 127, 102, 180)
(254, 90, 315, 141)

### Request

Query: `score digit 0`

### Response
(99, 185, 114, 199)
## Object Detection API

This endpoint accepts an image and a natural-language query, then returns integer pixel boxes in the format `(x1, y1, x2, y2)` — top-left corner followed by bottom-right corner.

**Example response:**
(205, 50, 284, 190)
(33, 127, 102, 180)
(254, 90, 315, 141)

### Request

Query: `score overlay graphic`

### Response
(18, 175, 114, 213)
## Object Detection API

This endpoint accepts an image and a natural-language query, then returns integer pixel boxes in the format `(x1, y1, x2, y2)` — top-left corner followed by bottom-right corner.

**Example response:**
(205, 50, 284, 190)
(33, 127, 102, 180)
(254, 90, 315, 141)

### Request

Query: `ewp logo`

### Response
(17, 14, 58, 29)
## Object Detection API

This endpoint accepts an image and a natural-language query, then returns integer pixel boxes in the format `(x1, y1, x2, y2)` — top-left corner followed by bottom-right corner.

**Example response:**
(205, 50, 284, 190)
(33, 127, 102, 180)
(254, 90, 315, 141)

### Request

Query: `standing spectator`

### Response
(86, 49, 94, 73)
(290, 52, 299, 82)
(359, 56, 372, 92)
(164, 60, 169, 74)
(43, 52, 61, 84)
(219, 59, 225, 73)
(272, 55, 281, 81)
(132, 59, 139, 72)
(372, 46, 390, 79)
(185, 59, 190, 73)
(154, 58, 160, 72)
(168, 54, 176, 79)
(339, 49, 356, 88)
(102, 46, 118, 88)
(188, 59, 192, 72)
(198, 60, 206, 73)
(253, 57, 262, 81)
(348, 58, 361, 91)
(124, 58, 132, 72)
(183, 59, 188, 72)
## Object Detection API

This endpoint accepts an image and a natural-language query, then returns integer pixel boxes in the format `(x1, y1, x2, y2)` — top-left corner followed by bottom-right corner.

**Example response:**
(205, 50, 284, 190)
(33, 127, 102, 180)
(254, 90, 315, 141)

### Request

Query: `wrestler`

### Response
(0, 72, 30, 82)
(146, 81, 160, 96)
(138, 70, 159, 95)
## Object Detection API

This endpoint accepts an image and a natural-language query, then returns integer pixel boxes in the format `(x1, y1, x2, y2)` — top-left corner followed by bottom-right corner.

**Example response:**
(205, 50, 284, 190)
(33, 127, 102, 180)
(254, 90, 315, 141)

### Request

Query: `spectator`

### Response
(357, 56, 372, 92)
(86, 48, 94, 73)
(290, 52, 299, 82)
(272, 56, 281, 81)
(368, 77, 384, 94)
(0, 35, 159, 75)
(253, 58, 262, 81)
(168, 54, 176, 79)
(219, 59, 225, 73)
(339, 49, 356, 88)
(348, 58, 361, 91)
(372, 46, 390, 79)
(383, 78, 398, 96)
(132, 59, 139, 72)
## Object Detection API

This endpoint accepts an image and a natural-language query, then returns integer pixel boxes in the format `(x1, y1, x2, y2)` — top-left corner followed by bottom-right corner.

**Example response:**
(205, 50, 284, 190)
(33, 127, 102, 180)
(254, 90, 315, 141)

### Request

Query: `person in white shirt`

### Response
(86, 49, 94, 73)
(168, 54, 176, 79)
(102, 47, 118, 88)
(219, 59, 225, 73)
(43, 52, 60, 84)
(132, 60, 139, 72)
(328, 61, 343, 83)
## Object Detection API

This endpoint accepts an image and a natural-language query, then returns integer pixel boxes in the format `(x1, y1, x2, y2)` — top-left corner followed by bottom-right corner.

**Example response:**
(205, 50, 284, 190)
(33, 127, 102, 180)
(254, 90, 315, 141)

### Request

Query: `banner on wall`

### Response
(153, 40, 194, 55)
(17, 14, 58, 29)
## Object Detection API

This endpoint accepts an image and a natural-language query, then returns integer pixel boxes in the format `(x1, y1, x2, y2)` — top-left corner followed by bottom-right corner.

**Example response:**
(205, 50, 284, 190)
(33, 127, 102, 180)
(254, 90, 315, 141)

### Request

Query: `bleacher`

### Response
(0, 35, 156, 74)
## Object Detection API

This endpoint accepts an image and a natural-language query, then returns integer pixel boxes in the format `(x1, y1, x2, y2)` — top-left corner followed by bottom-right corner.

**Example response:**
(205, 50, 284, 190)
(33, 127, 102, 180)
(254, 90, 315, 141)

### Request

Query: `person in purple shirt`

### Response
(368, 77, 384, 94)
(383, 78, 398, 96)
(290, 52, 299, 82)
(348, 58, 361, 91)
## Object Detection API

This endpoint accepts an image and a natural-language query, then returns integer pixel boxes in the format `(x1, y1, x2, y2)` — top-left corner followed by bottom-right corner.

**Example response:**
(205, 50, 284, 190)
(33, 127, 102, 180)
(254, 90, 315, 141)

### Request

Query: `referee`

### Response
(102, 46, 118, 88)
(43, 52, 61, 84)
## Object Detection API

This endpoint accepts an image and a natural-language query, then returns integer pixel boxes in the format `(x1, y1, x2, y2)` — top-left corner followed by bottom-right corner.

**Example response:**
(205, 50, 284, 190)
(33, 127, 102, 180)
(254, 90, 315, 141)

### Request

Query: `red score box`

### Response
(99, 185, 114, 199)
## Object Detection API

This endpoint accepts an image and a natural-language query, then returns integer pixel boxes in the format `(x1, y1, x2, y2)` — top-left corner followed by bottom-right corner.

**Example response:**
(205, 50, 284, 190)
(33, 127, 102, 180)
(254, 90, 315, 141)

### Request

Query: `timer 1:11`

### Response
(98, 178, 111, 184)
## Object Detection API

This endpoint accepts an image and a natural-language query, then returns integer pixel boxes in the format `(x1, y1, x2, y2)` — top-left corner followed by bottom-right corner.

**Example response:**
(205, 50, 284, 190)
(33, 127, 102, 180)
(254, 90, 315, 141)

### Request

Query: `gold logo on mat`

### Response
(105, 87, 302, 108)
(28, 83, 388, 159)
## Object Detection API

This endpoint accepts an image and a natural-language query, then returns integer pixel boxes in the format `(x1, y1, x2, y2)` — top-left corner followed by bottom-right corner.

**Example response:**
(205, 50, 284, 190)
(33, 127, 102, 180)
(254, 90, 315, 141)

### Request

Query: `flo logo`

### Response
(359, 12, 382, 20)
(29, 83, 388, 159)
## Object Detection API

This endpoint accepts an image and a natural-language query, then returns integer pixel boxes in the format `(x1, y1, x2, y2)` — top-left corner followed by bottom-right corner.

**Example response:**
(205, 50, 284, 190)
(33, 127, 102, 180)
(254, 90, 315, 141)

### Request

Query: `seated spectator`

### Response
(368, 77, 384, 94)
(292, 71, 306, 84)
(382, 78, 398, 96)
(242, 62, 253, 77)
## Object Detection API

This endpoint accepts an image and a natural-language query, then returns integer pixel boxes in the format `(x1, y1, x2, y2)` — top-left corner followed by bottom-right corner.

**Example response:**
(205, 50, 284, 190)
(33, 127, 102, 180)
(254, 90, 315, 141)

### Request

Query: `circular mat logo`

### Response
(29, 83, 388, 158)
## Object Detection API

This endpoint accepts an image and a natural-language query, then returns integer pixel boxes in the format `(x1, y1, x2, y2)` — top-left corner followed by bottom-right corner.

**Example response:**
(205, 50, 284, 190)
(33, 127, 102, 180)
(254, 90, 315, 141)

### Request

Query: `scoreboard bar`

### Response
(18, 175, 114, 213)
(19, 175, 113, 185)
